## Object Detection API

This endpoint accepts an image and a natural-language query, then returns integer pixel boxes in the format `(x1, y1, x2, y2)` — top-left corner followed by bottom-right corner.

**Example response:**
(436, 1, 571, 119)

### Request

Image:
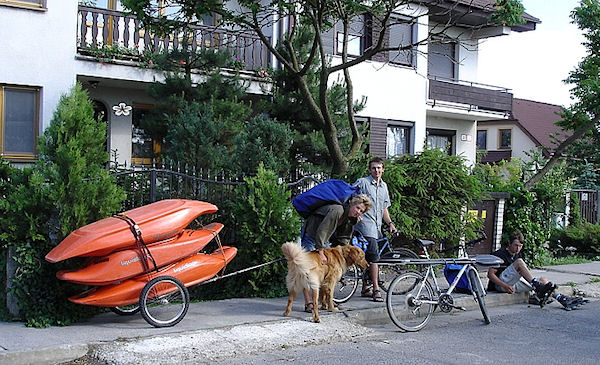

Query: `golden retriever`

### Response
(281, 242, 368, 323)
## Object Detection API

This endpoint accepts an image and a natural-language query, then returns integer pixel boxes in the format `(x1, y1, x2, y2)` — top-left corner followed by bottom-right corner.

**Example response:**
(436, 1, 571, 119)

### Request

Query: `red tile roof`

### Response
(511, 98, 566, 152)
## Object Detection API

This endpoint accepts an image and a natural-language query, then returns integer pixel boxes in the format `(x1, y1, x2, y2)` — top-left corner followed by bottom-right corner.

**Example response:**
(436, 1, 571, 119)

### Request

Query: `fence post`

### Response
(150, 168, 157, 203)
(597, 190, 600, 224)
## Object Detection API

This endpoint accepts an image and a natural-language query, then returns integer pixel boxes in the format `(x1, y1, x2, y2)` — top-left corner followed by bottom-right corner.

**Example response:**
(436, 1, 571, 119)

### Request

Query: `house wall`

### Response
(0, 2, 79, 131)
(479, 123, 537, 162)
(329, 7, 431, 157)
(86, 85, 155, 164)
(427, 115, 477, 165)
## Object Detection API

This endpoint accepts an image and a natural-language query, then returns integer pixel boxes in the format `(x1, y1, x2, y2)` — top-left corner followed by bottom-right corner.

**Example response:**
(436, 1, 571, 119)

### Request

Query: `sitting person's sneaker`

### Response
(532, 281, 556, 307)
(529, 294, 542, 305)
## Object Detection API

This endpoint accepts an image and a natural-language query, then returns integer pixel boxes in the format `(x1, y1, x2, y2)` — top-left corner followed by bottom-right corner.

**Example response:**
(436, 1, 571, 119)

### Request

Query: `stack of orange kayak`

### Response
(45, 199, 237, 307)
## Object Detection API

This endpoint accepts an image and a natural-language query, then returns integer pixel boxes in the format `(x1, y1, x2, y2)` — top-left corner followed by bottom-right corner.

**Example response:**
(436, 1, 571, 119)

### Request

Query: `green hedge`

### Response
(550, 223, 600, 256)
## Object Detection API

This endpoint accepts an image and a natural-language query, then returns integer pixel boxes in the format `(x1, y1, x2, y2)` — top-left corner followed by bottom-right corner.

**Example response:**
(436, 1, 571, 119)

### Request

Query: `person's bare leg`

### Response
(513, 258, 549, 284)
(370, 263, 379, 291)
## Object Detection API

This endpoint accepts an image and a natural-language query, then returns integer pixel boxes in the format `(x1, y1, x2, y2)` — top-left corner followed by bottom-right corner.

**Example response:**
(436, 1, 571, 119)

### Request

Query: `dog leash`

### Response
(200, 256, 285, 285)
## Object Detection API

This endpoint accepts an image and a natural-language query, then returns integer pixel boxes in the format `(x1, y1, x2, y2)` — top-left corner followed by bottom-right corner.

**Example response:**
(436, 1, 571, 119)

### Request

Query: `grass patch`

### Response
(591, 278, 600, 283)
(537, 255, 592, 267)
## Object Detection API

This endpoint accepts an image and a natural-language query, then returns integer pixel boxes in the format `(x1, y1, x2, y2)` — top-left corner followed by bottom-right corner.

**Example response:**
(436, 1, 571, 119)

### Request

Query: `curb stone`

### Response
(0, 344, 88, 365)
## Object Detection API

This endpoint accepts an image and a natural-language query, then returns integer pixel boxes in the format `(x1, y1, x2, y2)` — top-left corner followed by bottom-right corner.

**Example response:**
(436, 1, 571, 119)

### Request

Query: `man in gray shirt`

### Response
(354, 157, 397, 302)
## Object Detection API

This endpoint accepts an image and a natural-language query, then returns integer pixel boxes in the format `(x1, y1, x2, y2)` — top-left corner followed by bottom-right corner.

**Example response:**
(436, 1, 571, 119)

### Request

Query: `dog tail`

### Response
(281, 242, 310, 267)
(281, 242, 317, 291)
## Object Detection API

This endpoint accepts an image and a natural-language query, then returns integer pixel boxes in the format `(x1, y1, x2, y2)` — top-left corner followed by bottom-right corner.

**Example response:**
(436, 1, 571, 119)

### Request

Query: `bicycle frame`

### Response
(385, 236, 501, 331)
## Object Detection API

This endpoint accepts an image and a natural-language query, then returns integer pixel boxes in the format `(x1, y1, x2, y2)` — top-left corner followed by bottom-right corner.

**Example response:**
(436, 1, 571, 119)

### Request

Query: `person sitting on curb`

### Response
(487, 230, 587, 310)
(299, 194, 373, 313)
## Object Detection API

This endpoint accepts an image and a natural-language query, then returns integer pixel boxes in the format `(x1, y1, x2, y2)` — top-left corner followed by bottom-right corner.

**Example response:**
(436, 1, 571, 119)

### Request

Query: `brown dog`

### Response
(281, 242, 368, 323)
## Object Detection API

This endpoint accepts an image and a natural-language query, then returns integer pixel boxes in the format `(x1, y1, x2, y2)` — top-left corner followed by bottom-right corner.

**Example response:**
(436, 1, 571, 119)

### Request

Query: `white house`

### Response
(477, 98, 565, 164)
(0, 0, 539, 167)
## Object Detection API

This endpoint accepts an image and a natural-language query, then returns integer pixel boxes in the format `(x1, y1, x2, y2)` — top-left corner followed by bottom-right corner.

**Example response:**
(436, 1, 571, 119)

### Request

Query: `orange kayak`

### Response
(68, 246, 237, 307)
(45, 199, 217, 263)
(56, 223, 224, 286)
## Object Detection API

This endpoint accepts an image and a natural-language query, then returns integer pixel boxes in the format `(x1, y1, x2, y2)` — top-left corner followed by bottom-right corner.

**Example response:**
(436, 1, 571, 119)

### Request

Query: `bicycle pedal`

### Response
(455, 305, 466, 311)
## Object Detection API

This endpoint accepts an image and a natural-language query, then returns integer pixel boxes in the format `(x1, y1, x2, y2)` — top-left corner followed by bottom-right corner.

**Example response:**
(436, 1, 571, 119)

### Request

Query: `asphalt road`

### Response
(216, 299, 599, 365)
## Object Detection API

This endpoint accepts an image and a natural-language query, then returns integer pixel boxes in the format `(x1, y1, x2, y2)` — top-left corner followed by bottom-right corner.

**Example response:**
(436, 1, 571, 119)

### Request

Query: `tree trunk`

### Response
(525, 117, 598, 189)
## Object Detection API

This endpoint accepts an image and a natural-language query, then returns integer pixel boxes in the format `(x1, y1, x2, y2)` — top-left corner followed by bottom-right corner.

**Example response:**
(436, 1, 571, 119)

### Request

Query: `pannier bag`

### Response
(292, 179, 360, 218)
(443, 264, 472, 293)
(351, 231, 369, 252)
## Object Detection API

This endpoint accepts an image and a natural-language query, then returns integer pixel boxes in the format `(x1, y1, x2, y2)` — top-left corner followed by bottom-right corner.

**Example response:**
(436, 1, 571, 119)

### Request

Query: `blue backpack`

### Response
(292, 180, 360, 218)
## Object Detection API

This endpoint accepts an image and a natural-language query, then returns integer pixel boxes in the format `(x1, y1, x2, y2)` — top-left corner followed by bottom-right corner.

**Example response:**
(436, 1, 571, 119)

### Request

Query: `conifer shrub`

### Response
(195, 165, 301, 299)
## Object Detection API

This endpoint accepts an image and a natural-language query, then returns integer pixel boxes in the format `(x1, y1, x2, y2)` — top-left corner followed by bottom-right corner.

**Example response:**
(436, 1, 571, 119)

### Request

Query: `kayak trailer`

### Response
(46, 200, 284, 328)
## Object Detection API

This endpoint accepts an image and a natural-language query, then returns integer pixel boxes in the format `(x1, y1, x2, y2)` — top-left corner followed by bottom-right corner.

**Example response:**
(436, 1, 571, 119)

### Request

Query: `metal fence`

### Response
(571, 189, 600, 224)
(111, 165, 323, 211)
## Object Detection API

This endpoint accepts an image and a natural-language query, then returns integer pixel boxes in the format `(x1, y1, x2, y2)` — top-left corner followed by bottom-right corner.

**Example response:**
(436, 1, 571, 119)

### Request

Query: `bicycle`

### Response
(383, 231, 503, 332)
(333, 231, 419, 304)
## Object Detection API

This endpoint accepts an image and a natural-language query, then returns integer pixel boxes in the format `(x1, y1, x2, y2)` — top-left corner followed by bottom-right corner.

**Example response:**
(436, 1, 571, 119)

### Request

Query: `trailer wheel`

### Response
(139, 276, 189, 328)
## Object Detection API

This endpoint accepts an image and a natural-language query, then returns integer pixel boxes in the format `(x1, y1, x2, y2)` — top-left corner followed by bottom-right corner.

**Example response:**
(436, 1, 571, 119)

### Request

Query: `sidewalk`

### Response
(1, 262, 599, 365)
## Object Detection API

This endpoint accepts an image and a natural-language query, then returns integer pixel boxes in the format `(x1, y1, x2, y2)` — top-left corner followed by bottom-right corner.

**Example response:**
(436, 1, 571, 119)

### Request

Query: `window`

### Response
(389, 16, 416, 67)
(0, 0, 45, 10)
(477, 130, 487, 150)
(387, 125, 410, 157)
(499, 129, 511, 149)
(336, 15, 369, 57)
(428, 41, 456, 80)
(131, 106, 157, 166)
(0, 85, 40, 160)
(426, 128, 455, 155)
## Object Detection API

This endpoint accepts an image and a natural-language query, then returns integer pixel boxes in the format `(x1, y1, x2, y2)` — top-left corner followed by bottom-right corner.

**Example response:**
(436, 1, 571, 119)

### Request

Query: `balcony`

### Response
(76, 5, 271, 72)
(428, 77, 513, 115)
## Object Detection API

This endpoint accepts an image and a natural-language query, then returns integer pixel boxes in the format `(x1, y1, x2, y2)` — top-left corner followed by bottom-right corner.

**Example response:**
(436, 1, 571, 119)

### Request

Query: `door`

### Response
(467, 199, 496, 255)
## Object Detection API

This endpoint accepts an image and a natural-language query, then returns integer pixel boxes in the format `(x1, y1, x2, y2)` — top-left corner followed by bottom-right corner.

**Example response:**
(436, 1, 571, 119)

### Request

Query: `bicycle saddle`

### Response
(474, 254, 503, 267)
(415, 239, 435, 247)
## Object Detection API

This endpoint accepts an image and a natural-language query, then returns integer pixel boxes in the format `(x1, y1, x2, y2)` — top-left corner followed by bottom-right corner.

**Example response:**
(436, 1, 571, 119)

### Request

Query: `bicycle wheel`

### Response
(379, 248, 420, 293)
(386, 271, 435, 332)
(468, 268, 490, 324)
(139, 276, 189, 328)
(110, 304, 140, 316)
(333, 264, 359, 304)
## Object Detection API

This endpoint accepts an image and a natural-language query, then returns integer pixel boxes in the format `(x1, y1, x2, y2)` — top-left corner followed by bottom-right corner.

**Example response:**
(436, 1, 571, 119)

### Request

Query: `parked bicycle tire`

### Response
(333, 264, 360, 304)
(110, 304, 140, 316)
(386, 271, 435, 332)
(139, 276, 189, 328)
(468, 268, 490, 324)
(379, 248, 420, 292)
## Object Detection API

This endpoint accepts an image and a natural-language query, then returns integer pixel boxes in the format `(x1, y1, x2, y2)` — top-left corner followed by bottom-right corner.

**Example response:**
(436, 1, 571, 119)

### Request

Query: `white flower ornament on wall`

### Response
(113, 102, 132, 116)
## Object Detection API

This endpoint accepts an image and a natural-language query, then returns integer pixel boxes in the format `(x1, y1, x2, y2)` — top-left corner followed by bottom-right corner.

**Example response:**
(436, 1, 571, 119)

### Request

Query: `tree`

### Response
(122, 0, 525, 175)
(141, 48, 251, 170)
(525, 0, 600, 189)
(37, 83, 125, 238)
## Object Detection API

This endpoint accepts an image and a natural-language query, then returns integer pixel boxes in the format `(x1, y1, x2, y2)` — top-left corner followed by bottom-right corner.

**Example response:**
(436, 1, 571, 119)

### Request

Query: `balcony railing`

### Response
(76, 5, 271, 71)
(428, 77, 513, 114)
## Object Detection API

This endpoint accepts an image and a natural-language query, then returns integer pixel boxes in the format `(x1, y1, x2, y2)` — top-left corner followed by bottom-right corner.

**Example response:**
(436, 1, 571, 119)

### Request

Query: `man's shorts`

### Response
(364, 236, 380, 263)
(495, 262, 533, 293)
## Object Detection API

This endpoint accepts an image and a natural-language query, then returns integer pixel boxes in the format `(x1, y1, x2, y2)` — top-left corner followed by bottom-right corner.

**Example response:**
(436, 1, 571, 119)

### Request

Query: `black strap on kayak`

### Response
(112, 213, 158, 273)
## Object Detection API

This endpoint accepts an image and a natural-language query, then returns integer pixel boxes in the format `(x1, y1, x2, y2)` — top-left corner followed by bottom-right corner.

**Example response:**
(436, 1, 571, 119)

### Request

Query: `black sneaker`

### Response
(529, 294, 542, 305)
(533, 282, 556, 307)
